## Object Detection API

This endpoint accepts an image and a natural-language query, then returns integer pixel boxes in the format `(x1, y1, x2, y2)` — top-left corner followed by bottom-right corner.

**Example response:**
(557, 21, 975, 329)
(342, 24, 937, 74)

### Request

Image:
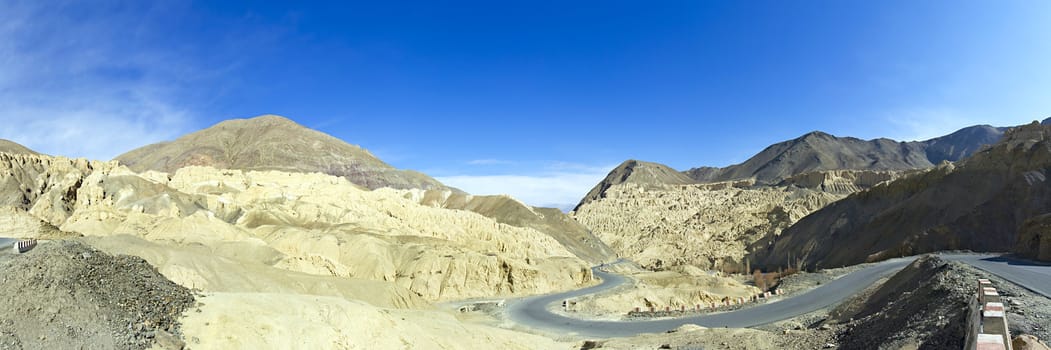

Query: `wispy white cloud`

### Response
(0, 1, 232, 159)
(436, 162, 616, 211)
(466, 159, 516, 165)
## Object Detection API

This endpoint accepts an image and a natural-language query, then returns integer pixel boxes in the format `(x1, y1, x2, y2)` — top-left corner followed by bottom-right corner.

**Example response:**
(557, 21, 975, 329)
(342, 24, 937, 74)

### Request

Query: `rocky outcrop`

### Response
(576, 160, 697, 209)
(685, 131, 933, 184)
(757, 122, 1051, 269)
(778, 169, 916, 194)
(1017, 214, 1051, 262)
(115, 115, 450, 191)
(0, 139, 39, 155)
(0, 154, 594, 301)
(573, 182, 841, 270)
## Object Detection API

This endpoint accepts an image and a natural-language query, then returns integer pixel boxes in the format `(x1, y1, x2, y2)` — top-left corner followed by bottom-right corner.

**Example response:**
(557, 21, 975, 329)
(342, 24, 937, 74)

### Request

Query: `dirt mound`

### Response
(0, 240, 195, 350)
(830, 255, 971, 349)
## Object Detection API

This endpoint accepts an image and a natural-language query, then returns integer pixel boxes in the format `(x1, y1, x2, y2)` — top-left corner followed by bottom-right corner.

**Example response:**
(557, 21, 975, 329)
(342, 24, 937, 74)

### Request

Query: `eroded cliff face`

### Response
(0, 154, 593, 301)
(778, 169, 917, 194)
(572, 181, 841, 270)
(1017, 214, 1051, 262)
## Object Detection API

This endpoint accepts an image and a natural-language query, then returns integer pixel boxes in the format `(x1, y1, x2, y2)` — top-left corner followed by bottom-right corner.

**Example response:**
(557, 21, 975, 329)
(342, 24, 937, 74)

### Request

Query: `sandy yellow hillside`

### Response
(573, 181, 841, 271)
(0, 153, 594, 301)
(0, 152, 597, 348)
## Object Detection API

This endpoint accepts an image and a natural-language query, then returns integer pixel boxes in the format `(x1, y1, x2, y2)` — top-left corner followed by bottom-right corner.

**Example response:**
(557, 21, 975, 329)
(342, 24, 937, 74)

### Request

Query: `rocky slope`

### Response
(1017, 214, 1051, 261)
(923, 124, 1006, 163)
(0, 153, 594, 301)
(115, 115, 449, 191)
(777, 169, 916, 194)
(576, 160, 697, 209)
(572, 125, 1003, 268)
(0, 139, 39, 155)
(689, 123, 1015, 186)
(403, 189, 617, 264)
(757, 121, 1051, 269)
(686, 124, 1007, 185)
(112, 115, 613, 266)
(573, 181, 840, 270)
(686, 131, 933, 185)
(830, 256, 977, 349)
(0, 240, 195, 350)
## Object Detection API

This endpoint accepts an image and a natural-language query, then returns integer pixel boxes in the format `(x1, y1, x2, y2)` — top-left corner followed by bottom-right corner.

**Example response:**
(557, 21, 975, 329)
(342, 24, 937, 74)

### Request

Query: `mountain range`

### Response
(756, 121, 1051, 268)
(113, 115, 615, 264)
(115, 115, 450, 191)
(0, 139, 39, 155)
(578, 123, 1011, 210)
(686, 124, 1006, 184)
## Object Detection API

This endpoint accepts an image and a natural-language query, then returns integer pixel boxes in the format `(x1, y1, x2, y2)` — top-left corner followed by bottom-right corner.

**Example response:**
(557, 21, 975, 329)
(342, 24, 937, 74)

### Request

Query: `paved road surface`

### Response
(0, 237, 13, 253)
(950, 254, 1051, 298)
(508, 253, 1050, 338)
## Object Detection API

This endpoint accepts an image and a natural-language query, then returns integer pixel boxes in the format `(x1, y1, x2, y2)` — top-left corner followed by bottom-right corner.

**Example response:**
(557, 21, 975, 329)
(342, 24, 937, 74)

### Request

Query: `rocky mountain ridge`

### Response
(402, 189, 617, 264)
(0, 152, 594, 301)
(756, 121, 1051, 268)
(686, 124, 1008, 185)
(573, 181, 841, 270)
(115, 115, 450, 191)
(578, 123, 1009, 211)
(0, 139, 39, 155)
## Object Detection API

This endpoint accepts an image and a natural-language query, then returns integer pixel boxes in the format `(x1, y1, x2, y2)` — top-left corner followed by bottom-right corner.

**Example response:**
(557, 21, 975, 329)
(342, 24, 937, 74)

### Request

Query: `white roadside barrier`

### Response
(965, 278, 1012, 350)
(12, 238, 37, 253)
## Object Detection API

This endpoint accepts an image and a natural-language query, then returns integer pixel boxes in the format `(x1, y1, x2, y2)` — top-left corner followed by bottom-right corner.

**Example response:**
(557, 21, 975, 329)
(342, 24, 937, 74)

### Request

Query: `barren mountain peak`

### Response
(575, 159, 696, 209)
(0, 139, 39, 155)
(801, 130, 833, 138)
(219, 114, 300, 126)
(758, 121, 1051, 269)
(115, 114, 449, 191)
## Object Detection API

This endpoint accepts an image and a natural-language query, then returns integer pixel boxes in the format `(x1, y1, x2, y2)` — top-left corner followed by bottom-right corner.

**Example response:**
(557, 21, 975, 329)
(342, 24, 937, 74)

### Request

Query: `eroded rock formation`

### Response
(0, 153, 594, 301)
(573, 181, 841, 270)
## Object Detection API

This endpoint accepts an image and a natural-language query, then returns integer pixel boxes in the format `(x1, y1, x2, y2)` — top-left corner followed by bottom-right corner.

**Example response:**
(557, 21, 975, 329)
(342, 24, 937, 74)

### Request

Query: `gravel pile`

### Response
(827, 255, 1051, 349)
(0, 240, 196, 350)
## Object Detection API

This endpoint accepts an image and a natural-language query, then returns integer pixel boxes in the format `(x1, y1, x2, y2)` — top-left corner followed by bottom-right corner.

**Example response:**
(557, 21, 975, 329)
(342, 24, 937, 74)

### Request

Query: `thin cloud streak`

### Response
(882, 107, 1035, 142)
(467, 159, 516, 165)
(436, 163, 616, 211)
(0, 1, 247, 160)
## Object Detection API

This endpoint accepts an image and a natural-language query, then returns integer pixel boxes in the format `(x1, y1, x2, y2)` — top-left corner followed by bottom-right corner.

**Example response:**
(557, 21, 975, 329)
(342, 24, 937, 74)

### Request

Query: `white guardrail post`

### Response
(965, 278, 1012, 350)
(12, 239, 37, 253)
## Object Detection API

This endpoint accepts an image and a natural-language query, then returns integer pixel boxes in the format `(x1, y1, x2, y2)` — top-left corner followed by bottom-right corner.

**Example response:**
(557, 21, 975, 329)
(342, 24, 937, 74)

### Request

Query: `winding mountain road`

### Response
(507, 253, 1050, 338)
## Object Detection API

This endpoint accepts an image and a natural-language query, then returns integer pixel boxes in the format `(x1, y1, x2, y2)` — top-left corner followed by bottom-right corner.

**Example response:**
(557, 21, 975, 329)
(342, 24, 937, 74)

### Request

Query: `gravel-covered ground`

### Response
(0, 240, 196, 350)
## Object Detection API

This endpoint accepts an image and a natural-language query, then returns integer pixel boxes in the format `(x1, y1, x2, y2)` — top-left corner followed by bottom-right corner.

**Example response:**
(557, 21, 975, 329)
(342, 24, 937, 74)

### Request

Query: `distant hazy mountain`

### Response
(115, 115, 449, 191)
(686, 125, 1009, 185)
(922, 125, 1006, 163)
(0, 139, 39, 155)
(116, 115, 616, 264)
(579, 123, 1009, 210)
(756, 121, 1051, 268)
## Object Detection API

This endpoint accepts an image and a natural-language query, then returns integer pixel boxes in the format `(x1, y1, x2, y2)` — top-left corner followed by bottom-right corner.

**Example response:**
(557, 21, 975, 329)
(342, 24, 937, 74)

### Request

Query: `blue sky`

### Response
(2, 1, 1050, 209)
